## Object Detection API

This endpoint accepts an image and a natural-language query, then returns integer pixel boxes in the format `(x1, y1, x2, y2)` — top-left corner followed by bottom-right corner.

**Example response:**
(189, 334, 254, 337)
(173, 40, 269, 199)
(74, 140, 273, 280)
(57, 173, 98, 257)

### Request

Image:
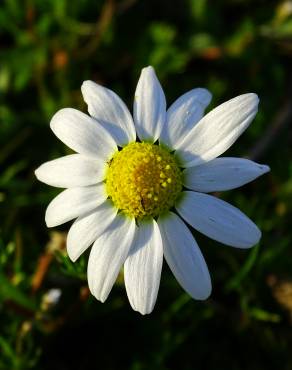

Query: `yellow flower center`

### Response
(106, 142, 182, 219)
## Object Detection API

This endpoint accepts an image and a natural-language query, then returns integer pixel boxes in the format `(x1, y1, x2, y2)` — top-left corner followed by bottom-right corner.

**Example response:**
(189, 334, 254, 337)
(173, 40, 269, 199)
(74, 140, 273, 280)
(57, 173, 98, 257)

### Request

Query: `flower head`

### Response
(35, 66, 270, 314)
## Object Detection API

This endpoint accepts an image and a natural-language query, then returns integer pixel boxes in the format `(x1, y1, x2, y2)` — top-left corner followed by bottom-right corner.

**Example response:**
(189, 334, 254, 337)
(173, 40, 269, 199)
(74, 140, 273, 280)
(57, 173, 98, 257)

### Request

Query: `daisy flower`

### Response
(35, 66, 270, 314)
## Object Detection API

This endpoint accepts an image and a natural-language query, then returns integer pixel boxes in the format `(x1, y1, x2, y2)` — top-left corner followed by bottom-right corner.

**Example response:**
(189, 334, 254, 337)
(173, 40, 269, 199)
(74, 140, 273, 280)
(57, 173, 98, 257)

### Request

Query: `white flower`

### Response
(41, 288, 62, 310)
(35, 66, 270, 315)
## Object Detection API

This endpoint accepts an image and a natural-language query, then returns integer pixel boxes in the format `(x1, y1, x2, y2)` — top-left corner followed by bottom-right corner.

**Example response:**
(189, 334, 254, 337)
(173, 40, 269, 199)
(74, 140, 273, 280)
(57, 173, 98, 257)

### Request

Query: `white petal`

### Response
(133, 66, 166, 142)
(45, 184, 106, 227)
(183, 157, 270, 192)
(35, 154, 107, 188)
(175, 94, 259, 167)
(160, 88, 212, 148)
(176, 191, 261, 248)
(50, 108, 117, 160)
(67, 200, 117, 262)
(158, 212, 211, 300)
(124, 219, 163, 315)
(81, 81, 136, 146)
(87, 214, 136, 303)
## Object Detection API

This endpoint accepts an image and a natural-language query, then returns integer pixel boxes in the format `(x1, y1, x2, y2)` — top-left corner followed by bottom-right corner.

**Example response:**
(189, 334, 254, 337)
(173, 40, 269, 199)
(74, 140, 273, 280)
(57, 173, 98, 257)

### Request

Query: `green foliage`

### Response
(1, 0, 292, 369)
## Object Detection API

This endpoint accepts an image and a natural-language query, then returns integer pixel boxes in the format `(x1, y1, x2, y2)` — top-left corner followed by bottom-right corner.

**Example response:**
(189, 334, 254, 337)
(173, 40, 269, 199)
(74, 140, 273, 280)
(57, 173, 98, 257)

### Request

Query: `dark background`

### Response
(1, 0, 292, 369)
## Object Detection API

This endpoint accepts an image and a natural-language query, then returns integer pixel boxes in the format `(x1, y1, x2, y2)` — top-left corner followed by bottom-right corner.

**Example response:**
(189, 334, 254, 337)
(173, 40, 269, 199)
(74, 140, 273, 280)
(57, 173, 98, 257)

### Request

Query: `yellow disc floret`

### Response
(106, 142, 182, 219)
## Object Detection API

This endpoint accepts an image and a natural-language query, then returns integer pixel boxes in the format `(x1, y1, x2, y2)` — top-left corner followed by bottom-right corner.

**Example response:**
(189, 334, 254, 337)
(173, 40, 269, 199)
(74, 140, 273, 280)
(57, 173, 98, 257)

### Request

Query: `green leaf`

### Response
(0, 272, 37, 311)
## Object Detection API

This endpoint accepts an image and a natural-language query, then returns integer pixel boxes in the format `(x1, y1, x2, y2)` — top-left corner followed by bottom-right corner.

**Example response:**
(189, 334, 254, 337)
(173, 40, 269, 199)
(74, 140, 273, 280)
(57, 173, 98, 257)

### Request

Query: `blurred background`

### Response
(1, 0, 292, 369)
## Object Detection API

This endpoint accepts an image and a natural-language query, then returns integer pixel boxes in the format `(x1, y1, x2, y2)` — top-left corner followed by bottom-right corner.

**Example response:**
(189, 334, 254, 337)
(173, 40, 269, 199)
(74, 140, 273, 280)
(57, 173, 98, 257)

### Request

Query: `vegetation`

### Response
(1, 0, 292, 369)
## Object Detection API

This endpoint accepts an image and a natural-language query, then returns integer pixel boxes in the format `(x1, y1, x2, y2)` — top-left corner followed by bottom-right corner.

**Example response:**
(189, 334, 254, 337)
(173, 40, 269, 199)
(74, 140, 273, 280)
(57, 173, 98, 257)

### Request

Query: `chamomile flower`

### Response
(35, 66, 270, 314)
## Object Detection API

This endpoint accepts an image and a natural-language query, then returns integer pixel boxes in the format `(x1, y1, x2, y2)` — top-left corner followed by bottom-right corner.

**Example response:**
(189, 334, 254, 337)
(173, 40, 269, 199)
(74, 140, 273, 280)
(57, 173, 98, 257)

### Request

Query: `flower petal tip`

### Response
(34, 167, 41, 180)
(129, 300, 155, 316)
(191, 279, 212, 301)
(255, 227, 262, 243)
(98, 295, 107, 304)
(195, 294, 211, 301)
(239, 93, 259, 110)
(81, 80, 95, 93)
(34, 165, 49, 185)
(49, 108, 70, 132)
(142, 65, 155, 73)
(139, 310, 151, 316)
(44, 217, 54, 228)
(246, 92, 259, 101)
(66, 249, 78, 263)
(88, 284, 102, 302)
(244, 227, 262, 249)
(140, 66, 157, 80)
(249, 93, 259, 107)
(49, 109, 61, 129)
(135, 306, 153, 315)
(196, 88, 213, 105)
(259, 164, 271, 174)
(45, 208, 59, 228)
